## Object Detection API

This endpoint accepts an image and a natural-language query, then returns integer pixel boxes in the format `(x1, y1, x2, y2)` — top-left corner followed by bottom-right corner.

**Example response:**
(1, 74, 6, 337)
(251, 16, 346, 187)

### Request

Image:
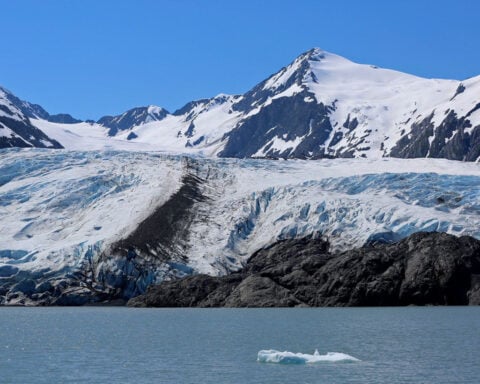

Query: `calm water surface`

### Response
(0, 307, 479, 383)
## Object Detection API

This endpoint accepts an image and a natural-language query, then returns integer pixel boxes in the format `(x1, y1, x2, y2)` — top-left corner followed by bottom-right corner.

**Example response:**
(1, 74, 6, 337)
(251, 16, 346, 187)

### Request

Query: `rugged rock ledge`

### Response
(128, 232, 480, 307)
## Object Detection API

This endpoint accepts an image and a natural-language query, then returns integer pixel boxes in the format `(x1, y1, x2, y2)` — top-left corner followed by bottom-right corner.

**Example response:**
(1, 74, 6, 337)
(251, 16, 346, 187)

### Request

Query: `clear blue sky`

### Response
(2, 0, 479, 120)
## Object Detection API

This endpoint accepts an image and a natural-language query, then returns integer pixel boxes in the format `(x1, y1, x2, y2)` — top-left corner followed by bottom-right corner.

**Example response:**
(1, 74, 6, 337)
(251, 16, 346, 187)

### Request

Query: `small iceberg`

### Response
(257, 349, 360, 364)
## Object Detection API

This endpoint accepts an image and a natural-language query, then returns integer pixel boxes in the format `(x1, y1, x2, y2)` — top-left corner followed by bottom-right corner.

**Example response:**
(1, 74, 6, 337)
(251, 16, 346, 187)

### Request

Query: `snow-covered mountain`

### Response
(98, 105, 169, 136)
(1, 48, 480, 160)
(0, 87, 63, 148)
(221, 49, 480, 161)
(1, 149, 479, 305)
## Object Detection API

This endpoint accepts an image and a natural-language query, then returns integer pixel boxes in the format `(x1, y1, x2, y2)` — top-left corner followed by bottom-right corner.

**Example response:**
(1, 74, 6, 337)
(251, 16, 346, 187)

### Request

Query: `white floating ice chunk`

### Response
(257, 349, 360, 364)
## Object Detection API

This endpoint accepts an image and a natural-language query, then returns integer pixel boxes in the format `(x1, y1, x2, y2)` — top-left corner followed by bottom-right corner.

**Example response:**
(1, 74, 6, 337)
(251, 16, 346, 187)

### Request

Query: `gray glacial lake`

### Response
(0, 307, 479, 383)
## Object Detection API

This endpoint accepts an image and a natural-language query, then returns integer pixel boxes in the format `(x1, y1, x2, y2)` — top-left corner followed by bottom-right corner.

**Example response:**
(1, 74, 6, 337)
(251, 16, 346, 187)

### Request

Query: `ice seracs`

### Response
(1, 150, 479, 304)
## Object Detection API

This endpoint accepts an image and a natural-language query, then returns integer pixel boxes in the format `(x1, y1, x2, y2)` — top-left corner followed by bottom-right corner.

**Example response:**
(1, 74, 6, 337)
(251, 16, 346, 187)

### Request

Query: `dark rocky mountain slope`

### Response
(128, 232, 480, 307)
(0, 87, 64, 148)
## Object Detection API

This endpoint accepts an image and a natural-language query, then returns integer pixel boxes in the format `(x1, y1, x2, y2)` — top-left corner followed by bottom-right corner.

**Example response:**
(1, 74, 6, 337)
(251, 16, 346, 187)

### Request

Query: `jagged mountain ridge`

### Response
(98, 105, 169, 136)
(0, 86, 81, 124)
(1, 48, 480, 160)
(0, 87, 64, 148)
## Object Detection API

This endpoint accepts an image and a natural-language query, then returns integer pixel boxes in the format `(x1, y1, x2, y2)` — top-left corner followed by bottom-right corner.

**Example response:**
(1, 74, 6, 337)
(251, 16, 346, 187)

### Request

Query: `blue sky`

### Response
(2, 0, 479, 120)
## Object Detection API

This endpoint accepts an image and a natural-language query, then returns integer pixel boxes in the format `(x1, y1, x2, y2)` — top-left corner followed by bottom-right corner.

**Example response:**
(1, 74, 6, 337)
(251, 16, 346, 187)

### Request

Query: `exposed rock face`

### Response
(390, 111, 480, 161)
(0, 87, 64, 149)
(219, 91, 335, 159)
(128, 232, 480, 307)
(97, 106, 169, 136)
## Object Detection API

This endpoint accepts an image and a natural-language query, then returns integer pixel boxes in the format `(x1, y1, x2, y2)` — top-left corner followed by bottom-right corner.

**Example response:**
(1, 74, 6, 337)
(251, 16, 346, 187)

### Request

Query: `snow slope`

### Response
(0, 87, 62, 148)
(33, 119, 154, 151)
(31, 94, 243, 155)
(118, 94, 243, 155)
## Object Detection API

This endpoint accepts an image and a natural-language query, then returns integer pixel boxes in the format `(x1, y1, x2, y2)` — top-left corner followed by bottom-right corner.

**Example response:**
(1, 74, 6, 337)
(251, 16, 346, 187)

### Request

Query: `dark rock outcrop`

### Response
(0, 115, 63, 149)
(220, 91, 335, 159)
(390, 111, 480, 161)
(0, 87, 64, 149)
(128, 232, 480, 307)
(0, 86, 80, 125)
(98, 106, 169, 136)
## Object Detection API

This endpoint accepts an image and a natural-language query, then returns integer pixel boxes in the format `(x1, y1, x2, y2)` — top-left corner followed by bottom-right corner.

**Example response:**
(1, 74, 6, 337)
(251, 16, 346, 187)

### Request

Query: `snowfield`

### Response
(0, 149, 479, 304)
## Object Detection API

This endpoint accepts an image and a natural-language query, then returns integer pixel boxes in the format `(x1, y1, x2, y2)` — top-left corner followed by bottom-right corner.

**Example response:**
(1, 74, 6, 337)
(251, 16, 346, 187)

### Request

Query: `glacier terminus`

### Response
(0, 150, 479, 305)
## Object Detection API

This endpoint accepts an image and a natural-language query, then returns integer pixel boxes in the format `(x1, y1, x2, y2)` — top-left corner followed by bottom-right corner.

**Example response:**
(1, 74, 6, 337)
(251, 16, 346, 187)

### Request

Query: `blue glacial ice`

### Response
(1, 149, 480, 303)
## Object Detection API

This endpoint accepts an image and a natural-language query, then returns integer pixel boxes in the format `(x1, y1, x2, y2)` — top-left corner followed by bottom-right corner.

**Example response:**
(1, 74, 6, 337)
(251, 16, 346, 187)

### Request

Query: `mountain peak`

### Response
(304, 47, 327, 59)
(261, 48, 349, 92)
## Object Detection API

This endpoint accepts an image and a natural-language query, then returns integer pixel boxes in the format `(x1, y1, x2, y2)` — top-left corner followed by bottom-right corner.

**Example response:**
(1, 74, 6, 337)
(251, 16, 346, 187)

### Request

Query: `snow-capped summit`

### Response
(260, 47, 332, 92)
(1, 48, 479, 161)
(220, 48, 480, 160)
(97, 105, 170, 136)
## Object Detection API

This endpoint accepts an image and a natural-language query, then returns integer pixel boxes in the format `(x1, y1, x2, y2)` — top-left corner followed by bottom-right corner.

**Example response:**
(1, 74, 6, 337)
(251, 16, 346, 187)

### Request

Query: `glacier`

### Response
(0, 149, 479, 305)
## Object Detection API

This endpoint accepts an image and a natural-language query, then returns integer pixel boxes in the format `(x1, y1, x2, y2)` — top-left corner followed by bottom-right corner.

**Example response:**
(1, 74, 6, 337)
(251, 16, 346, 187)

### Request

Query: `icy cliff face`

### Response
(0, 150, 185, 303)
(0, 149, 479, 304)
